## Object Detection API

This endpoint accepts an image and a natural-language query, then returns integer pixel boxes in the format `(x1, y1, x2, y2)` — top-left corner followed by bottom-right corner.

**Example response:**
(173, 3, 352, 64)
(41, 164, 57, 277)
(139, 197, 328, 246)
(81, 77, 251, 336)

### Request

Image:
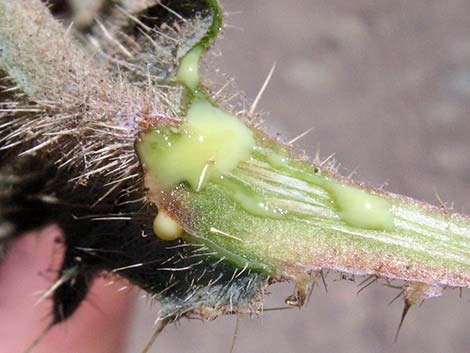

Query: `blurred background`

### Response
(127, 0, 470, 352)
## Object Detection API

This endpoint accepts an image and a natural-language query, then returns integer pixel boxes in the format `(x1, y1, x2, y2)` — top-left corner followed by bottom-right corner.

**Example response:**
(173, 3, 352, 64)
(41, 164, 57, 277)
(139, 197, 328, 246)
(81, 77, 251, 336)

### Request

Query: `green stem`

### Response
(141, 132, 470, 287)
(137, 0, 470, 290)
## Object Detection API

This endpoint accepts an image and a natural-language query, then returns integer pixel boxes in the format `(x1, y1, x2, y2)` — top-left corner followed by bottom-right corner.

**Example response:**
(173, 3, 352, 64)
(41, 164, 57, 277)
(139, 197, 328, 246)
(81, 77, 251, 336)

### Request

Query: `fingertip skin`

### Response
(0, 226, 135, 353)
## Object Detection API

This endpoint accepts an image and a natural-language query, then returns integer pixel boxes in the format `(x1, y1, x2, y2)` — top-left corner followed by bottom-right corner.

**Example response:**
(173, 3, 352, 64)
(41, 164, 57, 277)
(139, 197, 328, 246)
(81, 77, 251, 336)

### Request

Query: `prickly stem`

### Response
(137, 0, 470, 291)
(1, 0, 470, 341)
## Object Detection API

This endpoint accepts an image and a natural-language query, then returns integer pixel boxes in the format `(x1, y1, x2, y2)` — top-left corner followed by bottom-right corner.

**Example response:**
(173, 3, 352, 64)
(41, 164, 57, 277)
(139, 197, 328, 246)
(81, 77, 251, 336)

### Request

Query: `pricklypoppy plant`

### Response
(0, 0, 469, 351)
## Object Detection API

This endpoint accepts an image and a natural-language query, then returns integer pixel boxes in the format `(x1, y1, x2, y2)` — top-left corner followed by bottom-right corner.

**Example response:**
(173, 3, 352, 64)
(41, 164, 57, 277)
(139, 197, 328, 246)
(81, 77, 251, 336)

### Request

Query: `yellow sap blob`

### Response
(153, 211, 184, 241)
(175, 46, 203, 91)
(222, 179, 287, 218)
(138, 98, 255, 190)
(263, 154, 395, 231)
(327, 183, 394, 231)
(265, 152, 288, 169)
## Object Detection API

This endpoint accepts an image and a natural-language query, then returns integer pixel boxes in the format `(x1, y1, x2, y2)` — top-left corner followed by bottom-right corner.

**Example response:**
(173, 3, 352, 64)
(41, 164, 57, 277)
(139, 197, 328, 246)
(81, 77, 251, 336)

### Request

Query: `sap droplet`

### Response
(327, 183, 395, 231)
(153, 211, 184, 241)
(175, 46, 203, 91)
(137, 98, 255, 190)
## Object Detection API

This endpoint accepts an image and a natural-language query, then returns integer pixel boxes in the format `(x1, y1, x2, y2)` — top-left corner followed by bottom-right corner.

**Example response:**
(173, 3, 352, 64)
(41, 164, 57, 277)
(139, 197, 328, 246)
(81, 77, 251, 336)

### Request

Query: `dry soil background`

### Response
(127, 1, 470, 352)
